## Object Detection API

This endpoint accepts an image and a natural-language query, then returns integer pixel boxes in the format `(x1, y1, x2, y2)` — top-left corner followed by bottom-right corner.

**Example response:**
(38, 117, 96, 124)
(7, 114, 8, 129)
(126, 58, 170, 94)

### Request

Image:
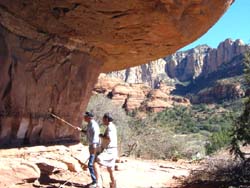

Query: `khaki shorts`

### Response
(97, 148, 118, 168)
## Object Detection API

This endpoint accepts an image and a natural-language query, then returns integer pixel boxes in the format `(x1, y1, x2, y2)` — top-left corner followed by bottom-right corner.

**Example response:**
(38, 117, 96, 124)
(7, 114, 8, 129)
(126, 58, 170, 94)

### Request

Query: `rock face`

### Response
(0, 27, 101, 146)
(110, 39, 249, 85)
(0, 143, 89, 187)
(0, 0, 234, 72)
(108, 58, 176, 88)
(165, 39, 248, 81)
(0, 0, 233, 146)
(93, 75, 190, 112)
(190, 81, 245, 104)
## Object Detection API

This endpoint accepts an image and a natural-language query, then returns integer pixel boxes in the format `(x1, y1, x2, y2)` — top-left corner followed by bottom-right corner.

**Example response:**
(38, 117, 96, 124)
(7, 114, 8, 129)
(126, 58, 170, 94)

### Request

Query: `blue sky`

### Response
(180, 0, 250, 51)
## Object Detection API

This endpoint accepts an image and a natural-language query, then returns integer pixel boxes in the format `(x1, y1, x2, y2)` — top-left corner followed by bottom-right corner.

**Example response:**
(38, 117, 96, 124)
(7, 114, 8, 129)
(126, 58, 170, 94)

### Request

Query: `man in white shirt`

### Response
(81, 111, 100, 188)
(96, 113, 118, 188)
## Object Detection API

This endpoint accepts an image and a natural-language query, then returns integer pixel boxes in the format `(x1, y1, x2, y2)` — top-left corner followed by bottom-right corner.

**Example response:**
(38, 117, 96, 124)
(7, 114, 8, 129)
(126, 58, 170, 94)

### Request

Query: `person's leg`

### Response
(94, 161, 102, 187)
(88, 154, 97, 184)
(107, 167, 116, 188)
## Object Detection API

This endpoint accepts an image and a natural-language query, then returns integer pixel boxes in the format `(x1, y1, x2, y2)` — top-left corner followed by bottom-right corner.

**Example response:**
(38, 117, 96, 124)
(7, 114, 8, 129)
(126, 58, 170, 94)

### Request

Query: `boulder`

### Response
(0, 158, 40, 187)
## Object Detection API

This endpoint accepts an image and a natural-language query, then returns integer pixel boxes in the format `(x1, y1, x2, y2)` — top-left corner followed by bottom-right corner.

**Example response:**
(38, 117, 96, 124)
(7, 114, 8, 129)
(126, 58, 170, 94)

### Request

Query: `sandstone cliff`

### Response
(109, 39, 249, 84)
(0, 0, 233, 146)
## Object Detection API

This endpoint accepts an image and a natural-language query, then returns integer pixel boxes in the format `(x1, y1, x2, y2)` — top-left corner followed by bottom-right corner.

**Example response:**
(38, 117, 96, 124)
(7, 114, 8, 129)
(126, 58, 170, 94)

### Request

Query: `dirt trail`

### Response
(0, 144, 205, 188)
(31, 158, 199, 188)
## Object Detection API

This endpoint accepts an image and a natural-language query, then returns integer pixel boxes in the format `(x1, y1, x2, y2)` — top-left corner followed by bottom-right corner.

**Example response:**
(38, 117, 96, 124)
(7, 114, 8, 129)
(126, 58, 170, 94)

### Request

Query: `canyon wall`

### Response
(109, 39, 248, 85)
(0, 0, 233, 146)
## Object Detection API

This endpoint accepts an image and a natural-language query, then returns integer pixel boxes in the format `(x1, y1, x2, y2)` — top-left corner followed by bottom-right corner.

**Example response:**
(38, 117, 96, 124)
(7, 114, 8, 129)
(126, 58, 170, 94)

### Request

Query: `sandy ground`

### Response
(2, 144, 249, 188)
(29, 157, 200, 188)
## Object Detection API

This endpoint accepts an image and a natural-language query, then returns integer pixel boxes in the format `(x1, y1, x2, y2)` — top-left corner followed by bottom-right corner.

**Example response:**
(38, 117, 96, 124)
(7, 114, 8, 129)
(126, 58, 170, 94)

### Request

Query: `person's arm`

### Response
(75, 127, 87, 133)
(100, 134, 110, 143)
(100, 127, 110, 141)
(99, 128, 111, 149)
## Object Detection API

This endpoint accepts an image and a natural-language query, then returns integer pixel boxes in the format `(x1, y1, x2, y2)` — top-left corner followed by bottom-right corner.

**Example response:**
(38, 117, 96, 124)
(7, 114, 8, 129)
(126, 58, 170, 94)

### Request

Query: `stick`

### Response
(48, 108, 81, 131)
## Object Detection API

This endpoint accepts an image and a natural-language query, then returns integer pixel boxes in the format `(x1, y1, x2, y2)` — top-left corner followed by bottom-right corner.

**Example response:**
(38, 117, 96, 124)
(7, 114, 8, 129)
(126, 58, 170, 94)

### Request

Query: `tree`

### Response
(230, 49, 250, 159)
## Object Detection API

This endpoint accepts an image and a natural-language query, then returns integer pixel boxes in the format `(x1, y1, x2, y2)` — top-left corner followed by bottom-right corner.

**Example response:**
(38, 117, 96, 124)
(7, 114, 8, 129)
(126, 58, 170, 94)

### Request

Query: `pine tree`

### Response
(230, 49, 250, 159)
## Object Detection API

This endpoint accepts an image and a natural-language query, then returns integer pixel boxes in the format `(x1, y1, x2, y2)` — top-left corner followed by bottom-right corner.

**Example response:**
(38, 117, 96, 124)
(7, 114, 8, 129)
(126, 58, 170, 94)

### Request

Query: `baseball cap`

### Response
(84, 111, 94, 117)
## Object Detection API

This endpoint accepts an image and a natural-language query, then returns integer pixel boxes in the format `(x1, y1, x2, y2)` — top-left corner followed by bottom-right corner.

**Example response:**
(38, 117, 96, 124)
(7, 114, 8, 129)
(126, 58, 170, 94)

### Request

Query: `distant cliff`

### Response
(95, 39, 249, 110)
(108, 38, 248, 86)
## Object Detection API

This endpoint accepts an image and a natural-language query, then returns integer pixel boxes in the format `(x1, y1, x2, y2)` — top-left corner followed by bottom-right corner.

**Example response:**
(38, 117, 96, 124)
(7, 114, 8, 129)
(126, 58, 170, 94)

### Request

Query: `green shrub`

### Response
(205, 129, 232, 155)
(84, 90, 244, 159)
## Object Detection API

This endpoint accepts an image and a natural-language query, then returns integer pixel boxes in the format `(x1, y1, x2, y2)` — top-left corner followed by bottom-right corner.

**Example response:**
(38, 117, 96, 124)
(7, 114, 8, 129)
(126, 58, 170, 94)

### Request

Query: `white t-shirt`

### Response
(104, 122, 117, 148)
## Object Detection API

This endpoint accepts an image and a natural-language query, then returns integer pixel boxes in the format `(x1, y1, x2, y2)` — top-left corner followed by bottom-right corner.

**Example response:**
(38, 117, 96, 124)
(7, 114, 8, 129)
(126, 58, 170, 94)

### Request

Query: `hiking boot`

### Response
(86, 181, 102, 188)
(86, 182, 97, 188)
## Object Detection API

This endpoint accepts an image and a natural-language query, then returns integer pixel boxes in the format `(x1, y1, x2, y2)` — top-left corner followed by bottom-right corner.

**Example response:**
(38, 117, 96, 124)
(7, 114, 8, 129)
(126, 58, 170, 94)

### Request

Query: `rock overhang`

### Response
(0, 0, 234, 72)
(0, 0, 234, 146)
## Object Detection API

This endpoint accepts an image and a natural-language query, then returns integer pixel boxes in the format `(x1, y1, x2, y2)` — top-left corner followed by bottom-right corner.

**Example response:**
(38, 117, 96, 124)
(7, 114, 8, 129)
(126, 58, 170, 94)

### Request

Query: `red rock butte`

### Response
(0, 0, 234, 146)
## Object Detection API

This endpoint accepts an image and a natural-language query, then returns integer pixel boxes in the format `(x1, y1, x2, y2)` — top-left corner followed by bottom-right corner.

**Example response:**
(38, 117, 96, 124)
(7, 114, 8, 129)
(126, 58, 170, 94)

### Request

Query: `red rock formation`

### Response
(0, 27, 101, 145)
(111, 39, 248, 85)
(0, 0, 233, 146)
(144, 88, 190, 112)
(94, 73, 123, 94)
(94, 75, 190, 112)
(190, 82, 245, 104)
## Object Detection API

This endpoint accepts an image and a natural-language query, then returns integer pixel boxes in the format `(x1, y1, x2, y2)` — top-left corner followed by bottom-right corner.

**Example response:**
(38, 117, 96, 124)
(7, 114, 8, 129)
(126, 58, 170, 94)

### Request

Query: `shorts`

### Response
(97, 148, 118, 168)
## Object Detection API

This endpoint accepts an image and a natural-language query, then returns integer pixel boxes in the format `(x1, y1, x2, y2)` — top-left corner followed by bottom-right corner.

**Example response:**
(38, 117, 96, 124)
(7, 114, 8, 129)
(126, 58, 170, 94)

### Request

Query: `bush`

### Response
(205, 129, 232, 155)
(84, 91, 243, 160)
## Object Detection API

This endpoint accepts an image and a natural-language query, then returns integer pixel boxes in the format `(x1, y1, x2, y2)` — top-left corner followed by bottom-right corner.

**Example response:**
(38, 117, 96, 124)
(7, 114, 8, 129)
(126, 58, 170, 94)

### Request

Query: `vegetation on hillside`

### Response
(230, 50, 250, 159)
(84, 50, 249, 160)
(180, 50, 250, 188)
(84, 50, 250, 188)
(86, 93, 244, 160)
(131, 101, 243, 159)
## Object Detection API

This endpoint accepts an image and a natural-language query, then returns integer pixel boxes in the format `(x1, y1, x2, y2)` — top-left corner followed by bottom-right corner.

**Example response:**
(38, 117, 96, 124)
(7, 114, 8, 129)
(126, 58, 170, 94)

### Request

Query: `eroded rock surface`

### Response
(0, 0, 233, 146)
(109, 39, 248, 85)
(94, 75, 190, 112)
(0, 0, 234, 72)
(0, 143, 90, 187)
(0, 27, 101, 146)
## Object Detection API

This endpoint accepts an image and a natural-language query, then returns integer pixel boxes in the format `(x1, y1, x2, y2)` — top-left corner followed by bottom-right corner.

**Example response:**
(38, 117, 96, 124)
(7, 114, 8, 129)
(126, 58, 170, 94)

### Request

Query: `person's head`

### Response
(83, 111, 94, 122)
(102, 113, 113, 125)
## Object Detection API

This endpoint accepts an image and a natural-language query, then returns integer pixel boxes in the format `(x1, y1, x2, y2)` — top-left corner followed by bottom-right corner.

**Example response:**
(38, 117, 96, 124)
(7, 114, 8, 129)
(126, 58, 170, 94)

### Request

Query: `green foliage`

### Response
(230, 50, 250, 159)
(205, 128, 232, 155)
(85, 90, 245, 159)
(130, 103, 239, 159)
(153, 105, 234, 135)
